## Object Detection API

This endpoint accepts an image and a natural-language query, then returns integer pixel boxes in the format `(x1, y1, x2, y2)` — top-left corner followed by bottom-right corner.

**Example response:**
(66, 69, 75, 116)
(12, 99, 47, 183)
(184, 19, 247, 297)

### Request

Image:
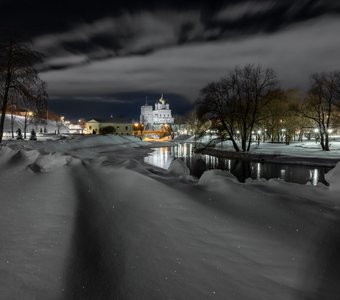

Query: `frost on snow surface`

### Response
(0, 136, 340, 300)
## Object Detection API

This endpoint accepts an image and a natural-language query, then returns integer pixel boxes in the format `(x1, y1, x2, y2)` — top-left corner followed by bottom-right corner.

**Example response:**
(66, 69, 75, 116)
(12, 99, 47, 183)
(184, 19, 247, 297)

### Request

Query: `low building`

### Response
(67, 123, 84, 134)
(85, 118, 133, 135)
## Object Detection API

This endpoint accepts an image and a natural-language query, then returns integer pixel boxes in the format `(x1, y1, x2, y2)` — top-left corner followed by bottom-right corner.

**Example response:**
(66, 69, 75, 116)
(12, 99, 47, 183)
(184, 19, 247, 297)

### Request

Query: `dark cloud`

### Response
(1, 0, 339, 70)
(2, 0, 340, 118)
(40, 16, 340, 103)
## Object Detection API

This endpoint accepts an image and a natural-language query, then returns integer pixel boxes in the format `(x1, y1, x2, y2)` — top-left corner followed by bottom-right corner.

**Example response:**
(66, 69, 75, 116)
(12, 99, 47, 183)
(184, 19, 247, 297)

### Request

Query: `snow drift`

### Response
(325, 161, 340, 192)
(0, 135, 340, 300)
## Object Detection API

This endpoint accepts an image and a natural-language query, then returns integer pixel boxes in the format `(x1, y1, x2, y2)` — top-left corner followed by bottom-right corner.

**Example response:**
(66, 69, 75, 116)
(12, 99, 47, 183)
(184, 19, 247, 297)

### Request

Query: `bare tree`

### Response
(301, 72, 340, 151)
(0, 39, 43, 142)
(12, 77, 48, 139)
(32, 80, 48, 133)
(55, 116, 63, 135)
(196, 64, 278, 152)
(260, 89, 310, 144)
(8, 90, 20, 138)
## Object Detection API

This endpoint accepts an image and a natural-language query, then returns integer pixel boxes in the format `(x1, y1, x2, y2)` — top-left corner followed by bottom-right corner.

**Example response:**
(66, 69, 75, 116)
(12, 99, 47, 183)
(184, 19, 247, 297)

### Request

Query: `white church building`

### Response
(140, 94, 174, 129)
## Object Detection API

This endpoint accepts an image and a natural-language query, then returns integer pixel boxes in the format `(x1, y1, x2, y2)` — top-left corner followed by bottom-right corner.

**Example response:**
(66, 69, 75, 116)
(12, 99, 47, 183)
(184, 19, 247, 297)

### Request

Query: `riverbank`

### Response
(195, 141, 340, 167)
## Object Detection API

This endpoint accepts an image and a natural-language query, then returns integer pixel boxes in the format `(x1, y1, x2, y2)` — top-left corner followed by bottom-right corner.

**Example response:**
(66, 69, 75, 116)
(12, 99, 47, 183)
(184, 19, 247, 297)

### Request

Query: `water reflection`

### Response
(144, 147, 172, 169)
(144, 143, 331, 186)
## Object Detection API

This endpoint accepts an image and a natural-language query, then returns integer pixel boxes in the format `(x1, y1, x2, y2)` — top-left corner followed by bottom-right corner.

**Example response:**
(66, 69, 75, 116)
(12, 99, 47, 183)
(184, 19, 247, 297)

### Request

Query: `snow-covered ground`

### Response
(1, 135, 340, 299)
(1, 114, 69, 139)
(217, 139, 340, 159)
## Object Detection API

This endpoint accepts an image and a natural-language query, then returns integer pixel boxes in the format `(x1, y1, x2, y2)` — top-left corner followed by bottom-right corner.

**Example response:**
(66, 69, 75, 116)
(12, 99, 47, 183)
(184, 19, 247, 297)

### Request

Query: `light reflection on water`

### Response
(144, 147, 171, 169)
(144, 143, 331, 186)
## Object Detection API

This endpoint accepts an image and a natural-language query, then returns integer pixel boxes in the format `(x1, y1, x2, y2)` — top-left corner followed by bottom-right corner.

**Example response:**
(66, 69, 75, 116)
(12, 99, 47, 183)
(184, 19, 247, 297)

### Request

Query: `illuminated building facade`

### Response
(140, 94, 174, 129)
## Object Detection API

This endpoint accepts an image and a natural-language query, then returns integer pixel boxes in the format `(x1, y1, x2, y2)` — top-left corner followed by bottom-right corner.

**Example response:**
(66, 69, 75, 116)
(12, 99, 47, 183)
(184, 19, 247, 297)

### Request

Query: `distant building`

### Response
(68, 124, 83, 134)
(140, 94, 174, 129)
(85, 118, 133, 135)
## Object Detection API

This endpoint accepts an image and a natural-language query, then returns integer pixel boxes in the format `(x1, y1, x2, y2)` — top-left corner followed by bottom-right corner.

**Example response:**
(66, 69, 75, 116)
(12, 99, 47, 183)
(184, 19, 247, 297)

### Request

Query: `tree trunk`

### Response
(320, 132, 325, 150)
(246, 135, 252, 151)
(11, 113, 14, 138)
(10, 98, 15, 138)
(298, 129, 303, 142)
(324, 132, 330, 151)
(241, 132, 247, 152)
(285, 134, 290, 145)
(0, 42, 13, 143)
(246, 127, 253, 152)
(230, 137, 240, 152)
(24, 114, 28, 139)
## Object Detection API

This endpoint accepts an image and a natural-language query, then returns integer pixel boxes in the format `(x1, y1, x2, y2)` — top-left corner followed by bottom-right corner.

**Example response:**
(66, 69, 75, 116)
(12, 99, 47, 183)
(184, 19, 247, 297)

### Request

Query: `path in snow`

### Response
(1, 137, 340, 299)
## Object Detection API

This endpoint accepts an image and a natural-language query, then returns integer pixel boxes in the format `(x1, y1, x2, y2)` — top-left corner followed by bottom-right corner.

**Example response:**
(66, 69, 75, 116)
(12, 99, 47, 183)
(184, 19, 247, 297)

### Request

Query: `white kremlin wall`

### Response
(1, 114, 69, 138)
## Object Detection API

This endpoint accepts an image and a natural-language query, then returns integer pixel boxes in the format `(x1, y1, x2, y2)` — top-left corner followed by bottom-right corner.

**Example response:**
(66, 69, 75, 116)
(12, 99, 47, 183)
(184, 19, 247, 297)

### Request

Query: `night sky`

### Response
(1, 0, 340, 120)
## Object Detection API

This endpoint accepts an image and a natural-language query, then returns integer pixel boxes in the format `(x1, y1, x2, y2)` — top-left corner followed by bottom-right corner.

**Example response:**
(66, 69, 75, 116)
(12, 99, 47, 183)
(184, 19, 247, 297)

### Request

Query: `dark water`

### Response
(144, 143, 332, 186)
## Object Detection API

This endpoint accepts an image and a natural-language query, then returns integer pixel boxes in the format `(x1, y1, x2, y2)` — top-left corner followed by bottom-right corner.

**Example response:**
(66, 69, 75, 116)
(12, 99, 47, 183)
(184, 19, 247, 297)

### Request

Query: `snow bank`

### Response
(167, 158, 196, 182)
(0, 144, 78, 172)
(73, 135, 146, 147)
(2, 135, 340, 299)
(198, 169, 238, 186)
(0, 146, 15, 163)
(0, 147, 39, 169)
(173, 134, 192, 141)
(29, 153, 72, 172)
(325, 161, 340, 192)
(168, 158, 190, 176)
(8, 149, 40, 165)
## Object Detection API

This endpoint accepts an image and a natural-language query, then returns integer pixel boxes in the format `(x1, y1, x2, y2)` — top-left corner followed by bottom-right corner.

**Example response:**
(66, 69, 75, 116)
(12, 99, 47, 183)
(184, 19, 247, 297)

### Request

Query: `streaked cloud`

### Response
(1, 0, 340, 118)
(41, 16, 340, 100)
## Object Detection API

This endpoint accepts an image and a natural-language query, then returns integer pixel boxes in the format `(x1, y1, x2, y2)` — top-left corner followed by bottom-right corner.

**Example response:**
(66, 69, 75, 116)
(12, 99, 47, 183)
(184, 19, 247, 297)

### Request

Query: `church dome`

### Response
(159, 94, 166, 105)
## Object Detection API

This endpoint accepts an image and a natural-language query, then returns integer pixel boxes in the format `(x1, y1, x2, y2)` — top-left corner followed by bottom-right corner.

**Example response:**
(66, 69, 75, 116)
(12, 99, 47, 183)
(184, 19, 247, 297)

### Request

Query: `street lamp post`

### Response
(257, 130, 261, 145)
(133, 123, 144, 138)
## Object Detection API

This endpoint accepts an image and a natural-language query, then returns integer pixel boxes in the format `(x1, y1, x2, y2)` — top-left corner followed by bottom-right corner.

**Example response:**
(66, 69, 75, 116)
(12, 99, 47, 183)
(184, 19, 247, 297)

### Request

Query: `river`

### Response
(144, 143, 331, 186)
